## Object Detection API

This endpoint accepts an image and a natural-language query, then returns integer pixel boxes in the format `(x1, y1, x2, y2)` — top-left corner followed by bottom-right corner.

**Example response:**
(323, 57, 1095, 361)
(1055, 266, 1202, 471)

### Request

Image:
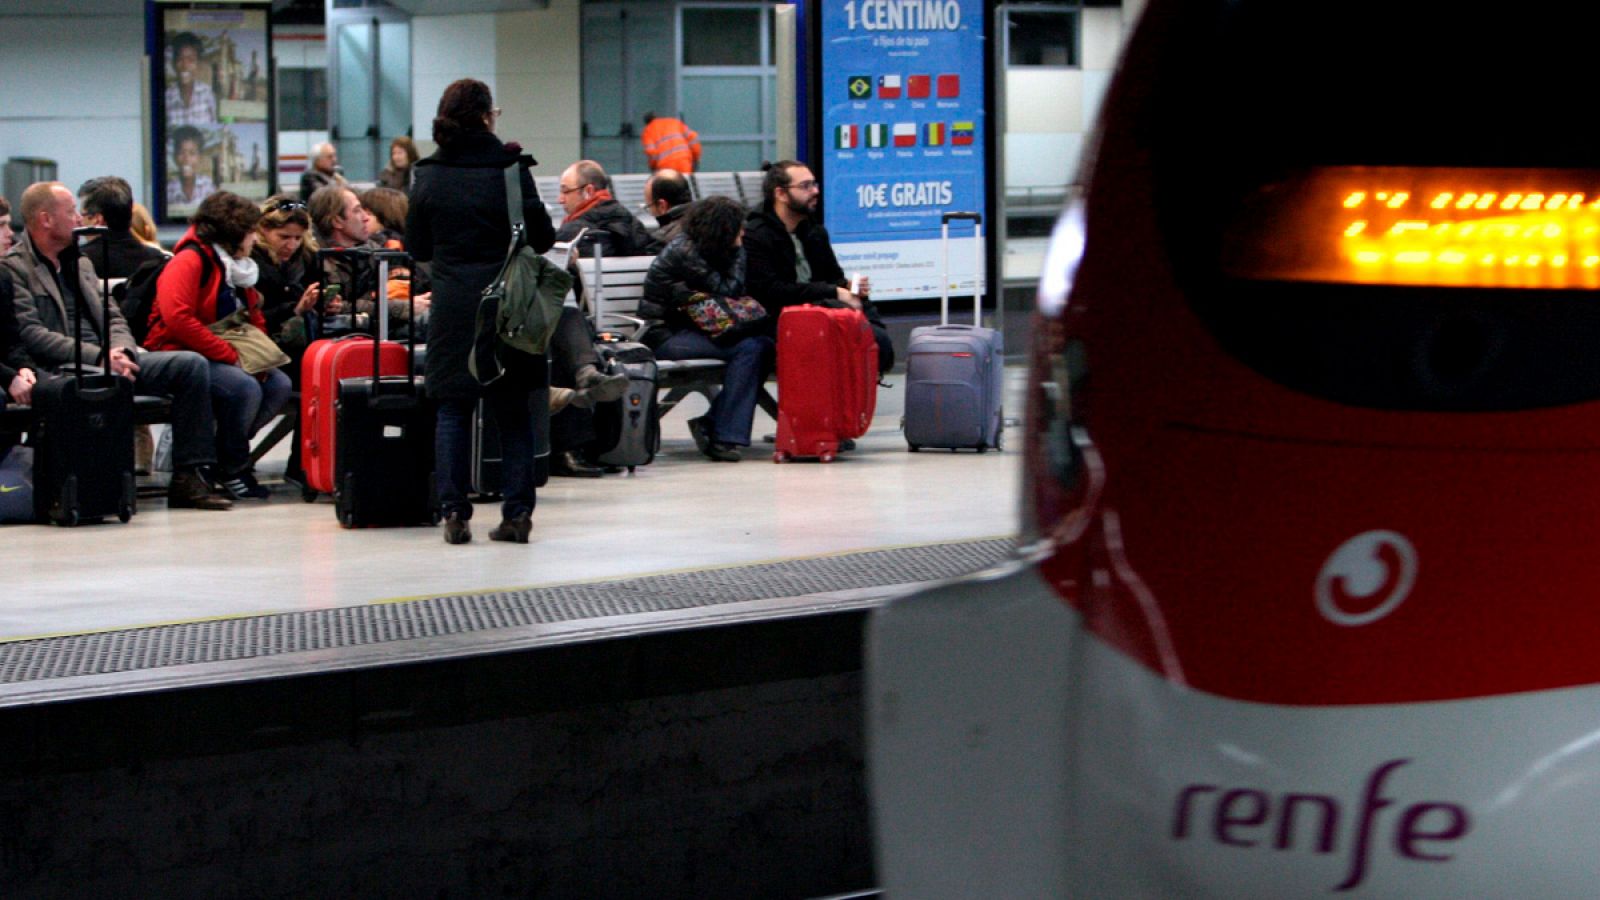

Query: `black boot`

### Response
(442, 511, 471, 544)
(550, 449, 604, 478)
(488, 512, 533, 543)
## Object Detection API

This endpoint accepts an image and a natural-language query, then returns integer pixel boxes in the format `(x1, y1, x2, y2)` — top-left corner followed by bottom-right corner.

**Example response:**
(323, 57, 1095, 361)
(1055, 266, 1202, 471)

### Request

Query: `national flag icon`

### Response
(925, 122, 945, 146)
(878, 74, 902, 99)
(865, 123, 889, 148)
(936, 73, 961, 98)
(835, 124, 860, 149)
(892, 122, 917, 147)
(951, 121, 975, 146)
(847, 75, 873, 100)
(907, 74, 931, 99)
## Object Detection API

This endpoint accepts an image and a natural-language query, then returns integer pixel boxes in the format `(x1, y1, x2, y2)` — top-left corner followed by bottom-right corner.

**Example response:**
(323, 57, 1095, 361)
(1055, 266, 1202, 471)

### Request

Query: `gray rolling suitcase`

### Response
(585, 242, 659, 472)
(904, 212, 1003, 452)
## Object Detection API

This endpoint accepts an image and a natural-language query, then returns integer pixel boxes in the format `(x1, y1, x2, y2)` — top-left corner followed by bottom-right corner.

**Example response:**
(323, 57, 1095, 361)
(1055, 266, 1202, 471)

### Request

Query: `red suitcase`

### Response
(301, 335, 412, 496)
(774, 305, 879, 462)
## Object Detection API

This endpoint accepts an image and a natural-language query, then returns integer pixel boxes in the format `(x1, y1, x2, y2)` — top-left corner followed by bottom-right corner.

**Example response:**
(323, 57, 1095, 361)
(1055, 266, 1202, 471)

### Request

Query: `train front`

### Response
(869, 1, 1600, 895)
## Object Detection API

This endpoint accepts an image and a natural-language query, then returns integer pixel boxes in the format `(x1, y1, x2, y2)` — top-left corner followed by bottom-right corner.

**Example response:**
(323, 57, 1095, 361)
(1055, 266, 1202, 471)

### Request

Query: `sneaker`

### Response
(443, 511, 472, 544)
(220, 470, 272, 500)
(575, 364, 630, 404)
(488, 512, 532, 544)
(166, 470, 234, 510)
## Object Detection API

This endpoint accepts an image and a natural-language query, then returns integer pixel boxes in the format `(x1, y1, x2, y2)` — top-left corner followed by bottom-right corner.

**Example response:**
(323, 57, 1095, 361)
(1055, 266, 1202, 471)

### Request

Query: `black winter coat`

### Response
(407, 131, 555, 400)
(0, 272, 38, 392)
(742, 208, 888, 334)
(251, 245, 311, 338)
(640, 234, 747, 347)
(555, 199, 663, 258)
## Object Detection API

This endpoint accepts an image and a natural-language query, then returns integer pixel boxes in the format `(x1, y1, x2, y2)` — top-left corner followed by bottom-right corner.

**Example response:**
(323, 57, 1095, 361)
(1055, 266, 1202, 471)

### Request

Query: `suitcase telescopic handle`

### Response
(71, 225, 111, 387)
(939, 212, 983, 327)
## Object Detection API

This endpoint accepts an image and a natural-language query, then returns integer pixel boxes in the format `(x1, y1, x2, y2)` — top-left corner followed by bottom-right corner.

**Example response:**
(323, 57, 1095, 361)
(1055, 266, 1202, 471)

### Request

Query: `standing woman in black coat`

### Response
(407, 79, 555, 545)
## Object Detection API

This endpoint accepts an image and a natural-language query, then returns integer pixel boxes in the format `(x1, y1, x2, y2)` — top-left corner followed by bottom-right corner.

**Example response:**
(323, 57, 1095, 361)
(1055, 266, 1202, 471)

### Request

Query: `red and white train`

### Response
(869, 1, 1600, 894)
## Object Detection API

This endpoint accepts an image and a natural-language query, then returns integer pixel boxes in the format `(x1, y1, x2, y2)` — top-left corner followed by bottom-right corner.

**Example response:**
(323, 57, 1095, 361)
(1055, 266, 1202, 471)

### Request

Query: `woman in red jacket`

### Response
(146, 191, 292, 500)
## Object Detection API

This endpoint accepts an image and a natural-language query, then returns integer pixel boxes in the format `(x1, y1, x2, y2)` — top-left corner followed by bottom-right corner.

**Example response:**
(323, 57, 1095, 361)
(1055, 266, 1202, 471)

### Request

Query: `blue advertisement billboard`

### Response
(818, 0, 988, 301)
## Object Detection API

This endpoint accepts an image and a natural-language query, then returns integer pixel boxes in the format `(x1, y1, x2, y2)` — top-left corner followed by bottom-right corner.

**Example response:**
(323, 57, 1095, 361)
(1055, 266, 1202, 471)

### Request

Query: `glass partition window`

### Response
(678, 2, 777, 172)
(1007, 9, 1079, 67)
(682, 7, 763, 66)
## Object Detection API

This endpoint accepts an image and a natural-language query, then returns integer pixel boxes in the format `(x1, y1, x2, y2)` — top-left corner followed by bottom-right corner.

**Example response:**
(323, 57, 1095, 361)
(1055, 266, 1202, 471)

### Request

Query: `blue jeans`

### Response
(134, 349, 215, 469)
(210, 361, 292, 475)
(654, 330, 775, 447)
(435, 381, 539, 521)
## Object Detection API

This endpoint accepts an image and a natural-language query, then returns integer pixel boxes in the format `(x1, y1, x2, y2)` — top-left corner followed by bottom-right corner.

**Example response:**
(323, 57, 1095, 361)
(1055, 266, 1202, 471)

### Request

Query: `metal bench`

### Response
(690, 171, 743, 204)
(574, 254, 777, 422)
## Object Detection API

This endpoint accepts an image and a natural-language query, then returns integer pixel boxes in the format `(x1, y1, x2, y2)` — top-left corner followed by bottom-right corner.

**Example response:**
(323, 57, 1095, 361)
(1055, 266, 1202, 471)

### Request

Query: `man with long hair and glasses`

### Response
(742, 160, 895, 376)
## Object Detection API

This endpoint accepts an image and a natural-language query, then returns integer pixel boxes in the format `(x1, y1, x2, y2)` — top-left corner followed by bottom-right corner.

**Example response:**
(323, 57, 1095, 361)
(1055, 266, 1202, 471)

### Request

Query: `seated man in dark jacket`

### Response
(554, 160, 663, 258)
(742, 160, 894, 375)
(644, 169, 693, 243)
(542, 160, 647, 476)
(77, 176, 167, 279)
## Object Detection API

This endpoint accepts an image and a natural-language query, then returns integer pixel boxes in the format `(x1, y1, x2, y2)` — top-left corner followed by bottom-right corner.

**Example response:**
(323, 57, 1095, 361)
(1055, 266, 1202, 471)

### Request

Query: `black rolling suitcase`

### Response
(472, 357, 552, 496)
(32, 226, 136, 526)
(332, 249, 436, 527)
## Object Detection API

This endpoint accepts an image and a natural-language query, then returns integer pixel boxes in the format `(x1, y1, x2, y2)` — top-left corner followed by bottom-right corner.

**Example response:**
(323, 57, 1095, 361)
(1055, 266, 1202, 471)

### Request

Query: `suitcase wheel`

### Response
(774, 451, 790, 463)
(820, 452, 836, 463)
(117, 503, 133, 524)
(977, 446, 987, 454)
(54, 477, 80, 527)
(908, 444, 920, 453)
(302, 486, 319, 503)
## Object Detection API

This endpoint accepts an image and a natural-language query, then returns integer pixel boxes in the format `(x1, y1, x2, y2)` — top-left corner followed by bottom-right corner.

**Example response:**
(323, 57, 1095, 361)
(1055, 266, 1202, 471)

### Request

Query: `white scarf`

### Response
(216, 243, 260, 289)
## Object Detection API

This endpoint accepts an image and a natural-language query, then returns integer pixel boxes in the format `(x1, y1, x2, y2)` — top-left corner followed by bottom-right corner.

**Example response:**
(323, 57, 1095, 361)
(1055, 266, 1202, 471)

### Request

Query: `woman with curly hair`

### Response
(642, 195, 775, 461)
(146, 190, 293, 499)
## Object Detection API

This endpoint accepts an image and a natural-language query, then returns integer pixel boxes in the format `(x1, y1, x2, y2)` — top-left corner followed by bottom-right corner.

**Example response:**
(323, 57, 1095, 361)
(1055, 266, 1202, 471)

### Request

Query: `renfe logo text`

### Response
(1170, 759, 1470, 892)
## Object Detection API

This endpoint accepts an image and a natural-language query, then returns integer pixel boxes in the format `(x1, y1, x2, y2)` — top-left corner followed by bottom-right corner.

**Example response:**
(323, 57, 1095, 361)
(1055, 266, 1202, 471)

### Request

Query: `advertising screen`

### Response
(156, 3, 274, 223)
(818, 0, 988, 301)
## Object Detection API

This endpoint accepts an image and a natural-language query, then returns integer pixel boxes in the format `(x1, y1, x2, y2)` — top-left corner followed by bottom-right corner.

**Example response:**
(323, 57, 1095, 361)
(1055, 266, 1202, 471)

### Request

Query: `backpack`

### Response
(118, 244, 209, 345)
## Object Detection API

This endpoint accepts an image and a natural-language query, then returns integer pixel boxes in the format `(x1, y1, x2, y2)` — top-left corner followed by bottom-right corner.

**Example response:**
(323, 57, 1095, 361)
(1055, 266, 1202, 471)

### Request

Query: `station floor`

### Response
(4, 370, 1024, 645)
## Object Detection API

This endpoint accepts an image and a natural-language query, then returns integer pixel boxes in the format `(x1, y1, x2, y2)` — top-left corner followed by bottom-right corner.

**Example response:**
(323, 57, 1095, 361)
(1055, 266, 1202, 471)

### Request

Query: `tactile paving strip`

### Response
(0, 538, 1015, 684)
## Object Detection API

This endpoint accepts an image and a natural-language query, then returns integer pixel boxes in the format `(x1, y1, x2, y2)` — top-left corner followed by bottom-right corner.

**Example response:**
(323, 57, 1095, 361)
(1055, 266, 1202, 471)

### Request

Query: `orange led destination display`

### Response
(1221, 167, 1600, 288)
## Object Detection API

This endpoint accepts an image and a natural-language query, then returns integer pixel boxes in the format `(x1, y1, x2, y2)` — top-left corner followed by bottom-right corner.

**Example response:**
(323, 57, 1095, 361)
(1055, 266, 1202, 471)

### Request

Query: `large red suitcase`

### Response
(301, 335, 412, 495)
(774, 305, 879, 462)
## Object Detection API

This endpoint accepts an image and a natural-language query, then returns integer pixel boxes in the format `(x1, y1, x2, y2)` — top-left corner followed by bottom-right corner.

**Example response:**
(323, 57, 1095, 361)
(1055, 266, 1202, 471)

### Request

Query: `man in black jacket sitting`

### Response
(77, 177, 167, 280)
(742, 160, 894, 375)
(554, 160, 662, 258)
(544, 160, 648, 477)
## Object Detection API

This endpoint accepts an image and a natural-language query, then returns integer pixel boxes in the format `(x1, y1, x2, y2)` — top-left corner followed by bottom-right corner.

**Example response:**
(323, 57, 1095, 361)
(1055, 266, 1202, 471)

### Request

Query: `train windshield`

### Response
(1222, 167, 1600, 290)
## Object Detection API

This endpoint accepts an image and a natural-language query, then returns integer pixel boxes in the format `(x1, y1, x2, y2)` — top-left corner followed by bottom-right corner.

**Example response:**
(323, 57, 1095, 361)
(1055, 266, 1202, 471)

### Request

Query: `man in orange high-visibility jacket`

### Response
(640, 113, 702, 174)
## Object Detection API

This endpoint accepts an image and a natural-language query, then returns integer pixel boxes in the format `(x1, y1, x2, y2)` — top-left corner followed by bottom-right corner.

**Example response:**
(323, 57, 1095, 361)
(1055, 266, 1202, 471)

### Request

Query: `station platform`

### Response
(1, 368, 1025, 898)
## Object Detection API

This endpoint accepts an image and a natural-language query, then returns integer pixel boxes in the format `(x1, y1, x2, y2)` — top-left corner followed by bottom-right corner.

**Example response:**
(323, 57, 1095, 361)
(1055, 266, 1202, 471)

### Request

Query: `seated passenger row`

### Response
(0, 80, 895, 536)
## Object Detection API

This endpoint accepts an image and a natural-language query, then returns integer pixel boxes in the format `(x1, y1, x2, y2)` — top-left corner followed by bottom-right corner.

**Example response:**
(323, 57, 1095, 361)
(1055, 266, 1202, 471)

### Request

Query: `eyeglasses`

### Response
(267, 198, 307, 213)
(491, 107, 504, 118)
(788, 180, 820, 192)
(558, 185, 582, 195)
